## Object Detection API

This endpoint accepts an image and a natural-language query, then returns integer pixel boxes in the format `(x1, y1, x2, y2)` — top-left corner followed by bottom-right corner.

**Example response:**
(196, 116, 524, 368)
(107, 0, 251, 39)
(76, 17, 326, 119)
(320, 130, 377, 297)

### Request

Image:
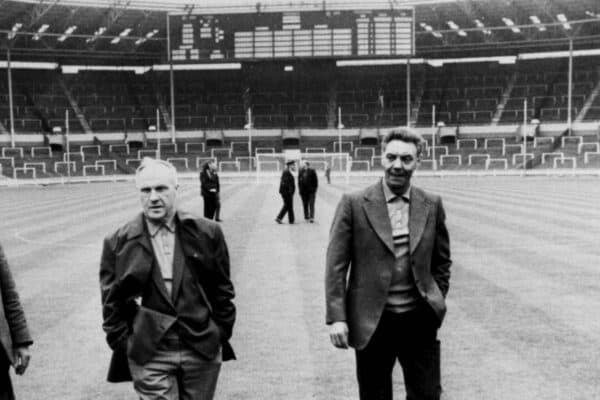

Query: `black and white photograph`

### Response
(1, 0, 600, 398)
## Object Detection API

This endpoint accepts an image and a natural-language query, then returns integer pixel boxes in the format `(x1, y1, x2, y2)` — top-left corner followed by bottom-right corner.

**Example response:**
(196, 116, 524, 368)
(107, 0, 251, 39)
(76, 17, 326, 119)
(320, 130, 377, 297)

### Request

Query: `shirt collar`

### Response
(382, 179, 410, 203)
(146, 214, 176, 237)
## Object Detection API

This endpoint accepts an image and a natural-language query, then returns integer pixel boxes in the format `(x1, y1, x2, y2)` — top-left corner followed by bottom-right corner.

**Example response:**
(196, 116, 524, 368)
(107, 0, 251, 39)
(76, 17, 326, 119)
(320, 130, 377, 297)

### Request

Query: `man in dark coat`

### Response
(275, 160, 296, 224)
(100, 158, 235, 399)
(200, 160, 221, 221)
(298, 160, 319, 222)
(326, 128, 451, 400)
(0, 244, 32, 400)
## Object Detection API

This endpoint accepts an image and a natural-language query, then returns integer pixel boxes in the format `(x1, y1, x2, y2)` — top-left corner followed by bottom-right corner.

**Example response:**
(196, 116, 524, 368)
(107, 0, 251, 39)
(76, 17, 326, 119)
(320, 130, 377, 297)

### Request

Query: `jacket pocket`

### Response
(127, 306, 177, 364)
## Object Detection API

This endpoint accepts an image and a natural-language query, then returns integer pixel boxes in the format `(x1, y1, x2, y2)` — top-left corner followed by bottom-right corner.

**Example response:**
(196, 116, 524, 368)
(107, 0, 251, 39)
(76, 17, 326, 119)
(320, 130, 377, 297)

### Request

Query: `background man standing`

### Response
(200, 160, 221, 221)
(0, 244, 32, 400)
(325, 128, 451, 400)
(100, 158, 235, 400)
(276, 160, 296, 224)
(298, 161, 319, 223)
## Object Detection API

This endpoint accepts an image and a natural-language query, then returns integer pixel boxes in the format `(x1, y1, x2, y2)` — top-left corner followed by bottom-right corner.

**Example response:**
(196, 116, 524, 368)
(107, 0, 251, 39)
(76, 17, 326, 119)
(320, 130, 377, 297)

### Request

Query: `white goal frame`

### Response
(255, 152, 351, 182)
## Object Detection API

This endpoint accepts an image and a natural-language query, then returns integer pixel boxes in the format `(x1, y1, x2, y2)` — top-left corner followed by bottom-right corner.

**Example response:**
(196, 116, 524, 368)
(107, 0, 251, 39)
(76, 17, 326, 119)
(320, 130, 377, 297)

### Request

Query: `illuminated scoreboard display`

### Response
(170, 9, 414, 62)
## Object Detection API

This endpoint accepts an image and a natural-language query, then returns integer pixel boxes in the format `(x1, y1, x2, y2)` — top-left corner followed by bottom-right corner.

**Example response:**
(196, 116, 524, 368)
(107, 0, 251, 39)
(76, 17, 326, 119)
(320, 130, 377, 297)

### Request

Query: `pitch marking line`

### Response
(14, 230, 98, 249)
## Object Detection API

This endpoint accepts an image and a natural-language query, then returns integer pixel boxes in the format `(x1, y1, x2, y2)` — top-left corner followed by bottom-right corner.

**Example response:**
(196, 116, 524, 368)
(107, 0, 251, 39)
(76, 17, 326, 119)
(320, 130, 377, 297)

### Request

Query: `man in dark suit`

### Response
(276, 160, 296, 224)
(100, 158, 235, 400)
(0, 244, 32, 400)
(200, 160, 221, 221)
(298, 160, 319, 223)
(326, 128, 451, 400)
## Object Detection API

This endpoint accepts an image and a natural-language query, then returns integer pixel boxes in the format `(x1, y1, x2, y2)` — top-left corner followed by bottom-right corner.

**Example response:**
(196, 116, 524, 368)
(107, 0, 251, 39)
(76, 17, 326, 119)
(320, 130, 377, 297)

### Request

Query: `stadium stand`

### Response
(1, 0, 600, 180)
(3, 58, 600, 135)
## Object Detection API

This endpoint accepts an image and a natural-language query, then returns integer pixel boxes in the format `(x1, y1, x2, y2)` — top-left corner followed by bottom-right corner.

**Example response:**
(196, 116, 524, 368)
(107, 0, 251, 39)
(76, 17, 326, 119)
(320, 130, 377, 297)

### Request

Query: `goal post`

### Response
(255, 152, 351, 182)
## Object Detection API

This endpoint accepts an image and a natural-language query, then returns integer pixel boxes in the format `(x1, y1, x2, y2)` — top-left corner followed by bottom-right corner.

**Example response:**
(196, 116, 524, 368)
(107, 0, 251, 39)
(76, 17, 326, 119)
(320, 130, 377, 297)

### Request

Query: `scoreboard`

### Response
(170, 9, 414, 62)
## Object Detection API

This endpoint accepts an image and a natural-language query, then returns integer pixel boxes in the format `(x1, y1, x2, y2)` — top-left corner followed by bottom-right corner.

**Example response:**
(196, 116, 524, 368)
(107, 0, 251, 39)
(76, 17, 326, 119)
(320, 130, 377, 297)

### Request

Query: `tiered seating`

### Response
(65, 72, 160, 132)
(418, 64, 512, 126)
(500, 59, 596, 124)
(2, 131, 599, 179)
(2, 57, 600, 134)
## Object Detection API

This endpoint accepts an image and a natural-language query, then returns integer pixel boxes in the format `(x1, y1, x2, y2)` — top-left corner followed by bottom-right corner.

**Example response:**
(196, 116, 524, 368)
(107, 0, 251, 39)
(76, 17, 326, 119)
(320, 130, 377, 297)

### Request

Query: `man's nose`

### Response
(148, 189, 160, 200)
(392, 158, 404, 169)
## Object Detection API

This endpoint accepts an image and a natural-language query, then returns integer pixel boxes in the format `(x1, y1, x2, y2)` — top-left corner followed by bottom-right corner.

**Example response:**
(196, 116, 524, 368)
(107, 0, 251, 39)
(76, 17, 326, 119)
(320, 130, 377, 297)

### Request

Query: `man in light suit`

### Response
(326, 128, 451, 400)
(100, 158, 235, 400)
(0, 244, 32, 400)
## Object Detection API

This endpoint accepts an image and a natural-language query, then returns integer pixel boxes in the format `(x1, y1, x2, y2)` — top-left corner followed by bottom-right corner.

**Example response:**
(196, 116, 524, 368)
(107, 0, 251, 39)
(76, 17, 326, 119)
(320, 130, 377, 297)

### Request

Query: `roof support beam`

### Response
(455, 0, 494, 43)
(533, 0, 571, 38)
(88, 0, 131, 50)
(107, 0, 132, 26)
(25, 0, 61, 30)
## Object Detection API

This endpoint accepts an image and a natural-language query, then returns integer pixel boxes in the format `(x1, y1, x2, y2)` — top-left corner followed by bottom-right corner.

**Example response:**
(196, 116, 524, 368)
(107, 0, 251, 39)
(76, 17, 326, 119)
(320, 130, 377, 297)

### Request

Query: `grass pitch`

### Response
(2, 174, 600, 399)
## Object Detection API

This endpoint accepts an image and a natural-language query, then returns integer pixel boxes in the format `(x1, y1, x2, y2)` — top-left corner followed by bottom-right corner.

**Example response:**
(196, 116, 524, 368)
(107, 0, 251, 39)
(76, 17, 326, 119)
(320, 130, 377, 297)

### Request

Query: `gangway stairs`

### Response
(574, 78, 600, 123)
(491, 71, 517, 125)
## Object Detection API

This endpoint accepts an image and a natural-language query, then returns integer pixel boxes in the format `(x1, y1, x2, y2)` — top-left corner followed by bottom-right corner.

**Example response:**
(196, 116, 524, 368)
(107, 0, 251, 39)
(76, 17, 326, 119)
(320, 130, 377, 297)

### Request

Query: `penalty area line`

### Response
(14, 230, 98, 249)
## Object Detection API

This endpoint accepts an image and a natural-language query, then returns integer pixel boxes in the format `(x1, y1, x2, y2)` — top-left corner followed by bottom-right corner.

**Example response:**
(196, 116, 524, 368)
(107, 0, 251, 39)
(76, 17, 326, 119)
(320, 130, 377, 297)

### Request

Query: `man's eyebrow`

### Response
(139, 184, 169, 190)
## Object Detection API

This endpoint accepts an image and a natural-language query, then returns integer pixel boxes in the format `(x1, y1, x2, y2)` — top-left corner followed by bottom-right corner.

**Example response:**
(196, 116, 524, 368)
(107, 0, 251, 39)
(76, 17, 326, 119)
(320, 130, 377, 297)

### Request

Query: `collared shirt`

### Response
(146, 216, 176, 296)
(382, 181, 410, 251)
(382, 181, 419, 313)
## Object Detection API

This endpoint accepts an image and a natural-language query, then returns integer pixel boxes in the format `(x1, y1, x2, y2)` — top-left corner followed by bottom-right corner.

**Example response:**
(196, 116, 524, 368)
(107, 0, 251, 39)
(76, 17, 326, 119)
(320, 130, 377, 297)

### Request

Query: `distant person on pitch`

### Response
(324, 162, 331, 184)
(276, 160, 296, 224)
(326, 128, 451, 400)
(298, 160, 318, 223)
(200, 160, 222, 222)
(100, 157, 236, 400)
(0, 244, 33, 400)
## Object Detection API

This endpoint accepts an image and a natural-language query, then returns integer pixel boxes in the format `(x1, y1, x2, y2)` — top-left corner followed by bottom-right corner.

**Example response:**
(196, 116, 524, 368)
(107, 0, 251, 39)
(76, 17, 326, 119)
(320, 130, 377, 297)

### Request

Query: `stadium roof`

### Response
(10, 0, 459, 13)
(0, 0, 599, 64)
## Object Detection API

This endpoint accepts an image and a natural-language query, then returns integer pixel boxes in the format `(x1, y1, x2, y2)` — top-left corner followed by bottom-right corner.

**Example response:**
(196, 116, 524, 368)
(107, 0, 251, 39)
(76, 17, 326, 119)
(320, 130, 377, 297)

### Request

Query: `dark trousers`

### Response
(203, 193, 218, 220)
(214, 194, 221, 220)
(355, 306, 441, 400)
(300, 192, 316, 220)
(0, 348, 14, 400)
(276, 194, 294, 223)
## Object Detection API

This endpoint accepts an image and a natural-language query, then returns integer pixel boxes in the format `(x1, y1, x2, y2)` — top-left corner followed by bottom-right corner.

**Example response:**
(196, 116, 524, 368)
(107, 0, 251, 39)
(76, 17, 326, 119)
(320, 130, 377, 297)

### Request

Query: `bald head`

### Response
(135, 158, 179, 223)
(135, 157, 178, 188)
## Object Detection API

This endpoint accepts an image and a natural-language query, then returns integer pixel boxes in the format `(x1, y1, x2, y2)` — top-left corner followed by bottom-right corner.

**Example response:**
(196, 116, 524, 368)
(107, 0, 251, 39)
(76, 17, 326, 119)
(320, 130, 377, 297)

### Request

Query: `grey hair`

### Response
(382, 127, 425, 157)
(135, 157, 178, 187)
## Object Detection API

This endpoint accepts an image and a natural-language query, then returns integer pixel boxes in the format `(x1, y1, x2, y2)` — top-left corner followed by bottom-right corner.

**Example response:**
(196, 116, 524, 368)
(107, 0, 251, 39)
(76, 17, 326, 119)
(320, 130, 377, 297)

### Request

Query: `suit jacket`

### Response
(325, 180, 451, 350)
(200, 169, 220, 197)
(279, 169, 295, 196)
(298, 168, 318, 195)
(0, 244, 33, 367)
(100, 211, 235, 382)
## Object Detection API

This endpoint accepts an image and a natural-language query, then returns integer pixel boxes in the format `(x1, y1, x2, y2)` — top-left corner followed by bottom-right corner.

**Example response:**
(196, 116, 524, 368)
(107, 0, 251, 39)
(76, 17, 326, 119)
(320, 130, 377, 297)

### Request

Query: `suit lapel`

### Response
(409, 187, 431, 254)
(126, 214, 153, 254)
(170, 228, 184, 302)
(362, 181, 395, 255)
